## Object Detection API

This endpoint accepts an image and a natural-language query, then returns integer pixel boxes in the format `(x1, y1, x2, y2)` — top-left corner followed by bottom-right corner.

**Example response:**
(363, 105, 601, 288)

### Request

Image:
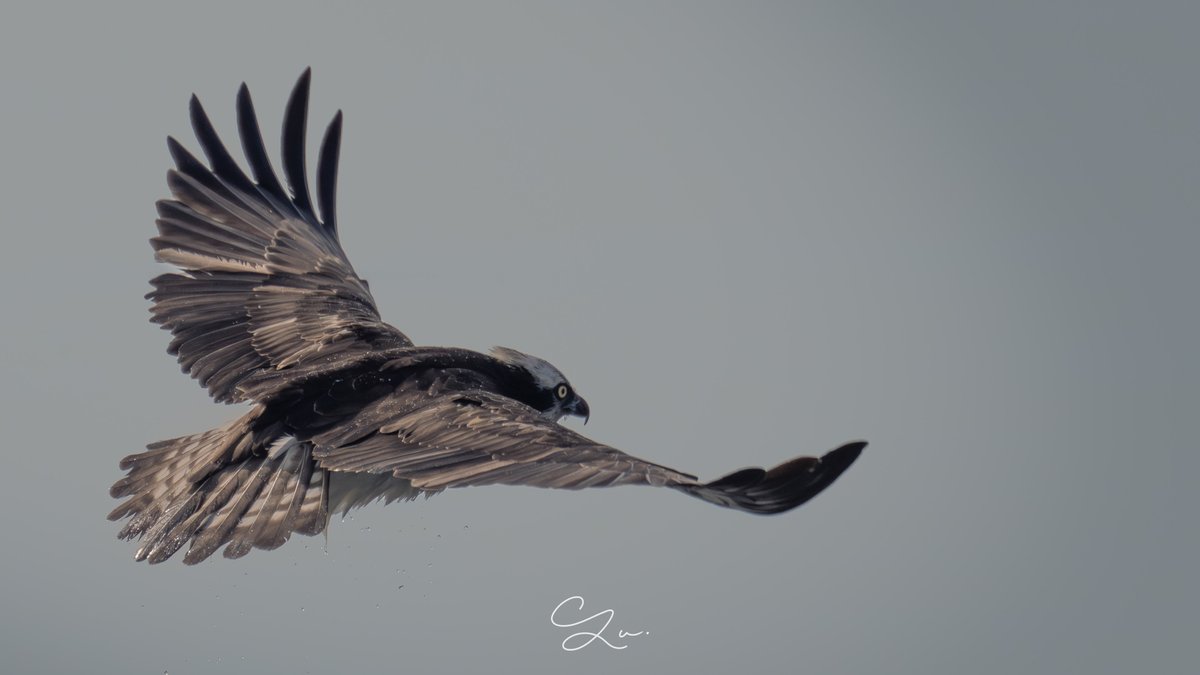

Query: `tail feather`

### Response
(109, 417, 253, 538)
(142, 454, 270, 564)
(186, 453, 283, 562)
(235, 444, 327, 554)
(110, 414, 329, 564)
(191, 439, 327, 563)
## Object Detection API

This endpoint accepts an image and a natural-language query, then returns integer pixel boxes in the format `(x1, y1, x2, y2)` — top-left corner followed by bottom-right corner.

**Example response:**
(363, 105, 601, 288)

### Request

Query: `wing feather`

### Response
(314, 390, 694, 491)
(311, 388, 862, 514)
(236, 82, 295, 216)
(189, 94, 258, 196)
(281, 68, 315, 219)
(149, 70, 413, 403)
(316, 110, 342, 233)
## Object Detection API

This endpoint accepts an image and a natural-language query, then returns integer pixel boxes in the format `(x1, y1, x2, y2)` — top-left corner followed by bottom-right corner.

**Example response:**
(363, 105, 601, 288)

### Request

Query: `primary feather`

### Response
(111, 70, 865, 564)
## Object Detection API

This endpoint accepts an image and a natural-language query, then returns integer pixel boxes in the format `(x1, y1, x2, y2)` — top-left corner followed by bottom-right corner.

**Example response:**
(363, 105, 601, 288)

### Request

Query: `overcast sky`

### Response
(1, 2, 1196, 673)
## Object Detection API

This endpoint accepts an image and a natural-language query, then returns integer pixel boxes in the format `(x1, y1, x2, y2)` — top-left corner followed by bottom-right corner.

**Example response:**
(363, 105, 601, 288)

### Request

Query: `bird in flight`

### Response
(109, 70, 865, 564)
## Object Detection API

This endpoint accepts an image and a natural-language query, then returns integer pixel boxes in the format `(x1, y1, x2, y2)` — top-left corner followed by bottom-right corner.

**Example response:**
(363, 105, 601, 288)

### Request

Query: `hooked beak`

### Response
(568, 396, 590, 424)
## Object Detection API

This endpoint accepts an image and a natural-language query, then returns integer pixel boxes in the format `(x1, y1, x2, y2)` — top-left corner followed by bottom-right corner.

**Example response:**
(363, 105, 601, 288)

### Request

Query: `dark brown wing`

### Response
(149, 69, 413, 403)
(312, 389, 864, 514)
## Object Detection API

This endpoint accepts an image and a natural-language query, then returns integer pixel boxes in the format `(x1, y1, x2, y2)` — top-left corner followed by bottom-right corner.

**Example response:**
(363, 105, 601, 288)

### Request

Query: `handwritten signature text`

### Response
(550, 595, 648, 651)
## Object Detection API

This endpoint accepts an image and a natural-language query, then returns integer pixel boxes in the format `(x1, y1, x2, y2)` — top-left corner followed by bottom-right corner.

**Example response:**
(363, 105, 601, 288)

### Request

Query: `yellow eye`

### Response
(556, 384, 569, 400)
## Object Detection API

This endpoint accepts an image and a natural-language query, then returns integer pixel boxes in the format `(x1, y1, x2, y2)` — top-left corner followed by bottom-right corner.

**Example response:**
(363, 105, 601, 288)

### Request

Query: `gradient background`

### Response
(1, 2, 1196, 673)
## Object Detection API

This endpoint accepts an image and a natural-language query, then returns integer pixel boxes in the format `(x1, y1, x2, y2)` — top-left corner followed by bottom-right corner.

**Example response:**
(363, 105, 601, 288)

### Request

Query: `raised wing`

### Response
(149, 69, 413, 403)
(313, 389, 864, 514)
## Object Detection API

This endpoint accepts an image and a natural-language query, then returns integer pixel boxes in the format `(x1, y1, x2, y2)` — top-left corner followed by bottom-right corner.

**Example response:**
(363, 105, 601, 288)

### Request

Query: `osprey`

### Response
(109, 70, 865, 564)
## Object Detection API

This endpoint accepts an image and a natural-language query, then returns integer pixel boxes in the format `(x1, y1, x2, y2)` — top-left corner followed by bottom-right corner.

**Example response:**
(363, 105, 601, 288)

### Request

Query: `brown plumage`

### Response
(110, 69, 865, 564)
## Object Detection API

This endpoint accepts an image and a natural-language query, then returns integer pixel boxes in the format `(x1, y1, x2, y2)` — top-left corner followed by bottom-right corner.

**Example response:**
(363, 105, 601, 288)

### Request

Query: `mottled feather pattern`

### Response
(314, 387, 695, 490)
(109, 415, 329, 565)
(147, 71, 411, 404)
(112, 70, 388, 561)
(111, 70, 864, 565)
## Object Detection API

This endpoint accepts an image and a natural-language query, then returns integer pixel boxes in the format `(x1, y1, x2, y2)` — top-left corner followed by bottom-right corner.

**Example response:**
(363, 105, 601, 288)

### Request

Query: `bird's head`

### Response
(490, 346, 590, 423)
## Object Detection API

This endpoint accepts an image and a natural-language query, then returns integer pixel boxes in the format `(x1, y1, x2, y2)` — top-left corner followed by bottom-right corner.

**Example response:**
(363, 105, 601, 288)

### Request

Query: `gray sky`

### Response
(1, 2, 1197, 673)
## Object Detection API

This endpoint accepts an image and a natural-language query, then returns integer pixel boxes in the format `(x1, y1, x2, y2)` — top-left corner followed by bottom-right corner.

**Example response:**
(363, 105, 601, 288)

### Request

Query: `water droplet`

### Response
(398, 585, 404, 590)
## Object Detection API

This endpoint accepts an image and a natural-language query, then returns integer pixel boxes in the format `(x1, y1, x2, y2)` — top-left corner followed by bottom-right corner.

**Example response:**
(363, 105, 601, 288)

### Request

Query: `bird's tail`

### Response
(108, 408, 328, 564)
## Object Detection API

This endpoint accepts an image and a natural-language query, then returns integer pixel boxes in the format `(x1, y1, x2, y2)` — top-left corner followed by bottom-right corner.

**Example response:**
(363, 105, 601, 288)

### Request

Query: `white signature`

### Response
(550, 595, 648, 651)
